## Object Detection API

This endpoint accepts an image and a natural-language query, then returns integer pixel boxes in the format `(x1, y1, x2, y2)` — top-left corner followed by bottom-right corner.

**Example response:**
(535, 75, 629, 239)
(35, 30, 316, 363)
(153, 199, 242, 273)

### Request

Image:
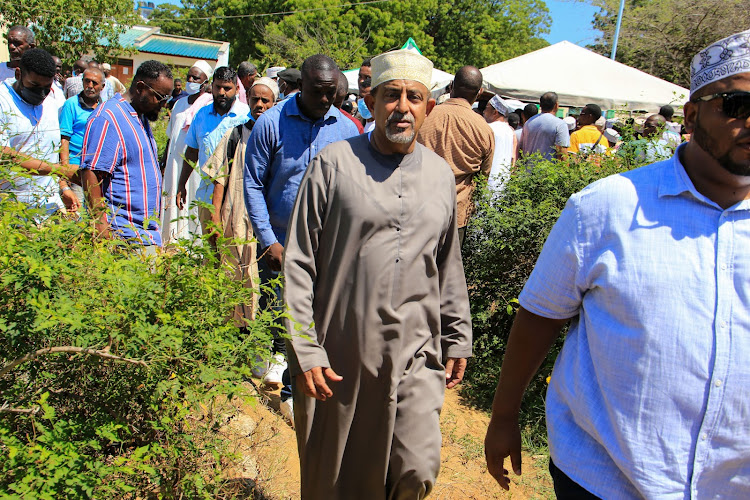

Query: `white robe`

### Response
(161, 97, 202, 243)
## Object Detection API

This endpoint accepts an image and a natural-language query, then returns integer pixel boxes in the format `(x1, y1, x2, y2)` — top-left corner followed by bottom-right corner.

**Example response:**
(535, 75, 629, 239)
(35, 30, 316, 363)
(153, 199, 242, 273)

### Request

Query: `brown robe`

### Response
(282, 135, 472, 499)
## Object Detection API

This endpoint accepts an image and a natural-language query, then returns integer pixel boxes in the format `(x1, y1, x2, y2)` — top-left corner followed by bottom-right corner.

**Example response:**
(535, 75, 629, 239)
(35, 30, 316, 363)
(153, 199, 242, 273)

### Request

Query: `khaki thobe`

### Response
(282, 135, 473, 500)
(202, 123, 259, 324)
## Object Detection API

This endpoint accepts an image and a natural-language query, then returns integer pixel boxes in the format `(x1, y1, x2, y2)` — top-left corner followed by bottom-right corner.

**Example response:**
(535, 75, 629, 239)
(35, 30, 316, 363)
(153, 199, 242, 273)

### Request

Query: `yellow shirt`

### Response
(568, 124, 606, 154)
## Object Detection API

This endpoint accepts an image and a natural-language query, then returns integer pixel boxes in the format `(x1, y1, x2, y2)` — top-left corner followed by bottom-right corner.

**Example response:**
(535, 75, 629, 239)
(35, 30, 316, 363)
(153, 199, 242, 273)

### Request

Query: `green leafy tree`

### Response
(2, 0, 140, 65)
(151, 0, 549, 72)
(588, 0, 750, 87)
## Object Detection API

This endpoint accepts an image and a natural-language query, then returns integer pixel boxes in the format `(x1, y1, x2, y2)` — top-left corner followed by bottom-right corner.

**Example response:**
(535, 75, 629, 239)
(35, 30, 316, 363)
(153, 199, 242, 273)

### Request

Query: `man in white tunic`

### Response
(283, 49, 473, 499)
(483, 95, 517, 190)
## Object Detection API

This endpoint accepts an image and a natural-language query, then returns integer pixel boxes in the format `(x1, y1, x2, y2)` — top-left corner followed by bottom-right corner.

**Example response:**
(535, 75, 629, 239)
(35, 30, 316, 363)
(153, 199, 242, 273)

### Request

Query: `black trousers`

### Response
(549, 459, 601, 500)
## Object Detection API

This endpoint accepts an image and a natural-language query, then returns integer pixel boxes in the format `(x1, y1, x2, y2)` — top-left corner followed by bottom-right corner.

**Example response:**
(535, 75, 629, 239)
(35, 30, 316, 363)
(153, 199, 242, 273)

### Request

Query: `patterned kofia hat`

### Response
(371, 49, 433, 90)
(690, 29, 750, 95)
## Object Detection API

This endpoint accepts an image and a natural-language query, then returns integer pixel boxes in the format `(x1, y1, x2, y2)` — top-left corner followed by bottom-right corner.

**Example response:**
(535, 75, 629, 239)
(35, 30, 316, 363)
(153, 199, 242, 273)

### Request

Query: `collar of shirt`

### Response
(209, 97, 246, 118)
(659, 143, 750, 211)
(77, 91, 101, 110)
(442, 97, 473, 109)
(284, 93, 340, 124)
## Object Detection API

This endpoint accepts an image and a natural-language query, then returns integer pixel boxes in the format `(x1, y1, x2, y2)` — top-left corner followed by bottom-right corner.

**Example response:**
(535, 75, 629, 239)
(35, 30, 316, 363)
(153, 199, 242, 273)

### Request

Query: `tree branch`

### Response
(0, 346, 147, 378)
(0, 403, 40, 415)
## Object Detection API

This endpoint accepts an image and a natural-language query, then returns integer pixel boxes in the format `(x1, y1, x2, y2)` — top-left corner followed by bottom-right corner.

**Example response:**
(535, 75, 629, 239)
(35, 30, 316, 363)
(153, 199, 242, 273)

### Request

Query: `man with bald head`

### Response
(0, 26, 35, 81)
(617, 113, 672, 165)
(418, 65, 494, 244)
(283, 48, 471, 499)
(244, 54, 359, 414)
(485, 29, 750, 498)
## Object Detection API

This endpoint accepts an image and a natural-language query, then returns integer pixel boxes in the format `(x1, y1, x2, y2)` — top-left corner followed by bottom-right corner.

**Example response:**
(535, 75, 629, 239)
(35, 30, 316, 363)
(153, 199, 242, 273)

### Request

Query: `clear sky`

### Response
(542, 0, 602, 47)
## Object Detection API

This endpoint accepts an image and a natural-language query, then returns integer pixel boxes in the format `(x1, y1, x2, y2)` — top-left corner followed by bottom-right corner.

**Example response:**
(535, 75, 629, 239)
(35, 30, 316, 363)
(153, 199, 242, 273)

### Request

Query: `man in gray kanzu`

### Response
(282, 49, 473, 499)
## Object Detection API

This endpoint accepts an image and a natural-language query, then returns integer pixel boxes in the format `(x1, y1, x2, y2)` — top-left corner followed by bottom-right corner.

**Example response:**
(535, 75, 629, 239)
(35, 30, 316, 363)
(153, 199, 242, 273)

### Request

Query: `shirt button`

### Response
(396, 259, 400, 263)
(701, 433, 708, 441)
(721, 263, 727, 270)
(721, 321, 727, 329)
(714, 379, 722, 387)
(396, 227, 400, 231)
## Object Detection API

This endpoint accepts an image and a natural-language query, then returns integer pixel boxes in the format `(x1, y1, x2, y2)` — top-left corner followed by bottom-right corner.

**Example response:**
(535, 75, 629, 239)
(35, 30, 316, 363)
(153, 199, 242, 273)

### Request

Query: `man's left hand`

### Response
(445, 357, 467, 389)
(61, 189, 81, 212)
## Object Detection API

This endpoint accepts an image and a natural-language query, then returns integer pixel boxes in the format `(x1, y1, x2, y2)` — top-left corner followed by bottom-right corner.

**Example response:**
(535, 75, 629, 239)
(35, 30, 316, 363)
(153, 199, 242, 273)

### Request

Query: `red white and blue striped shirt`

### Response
(80, 94, 163, 246)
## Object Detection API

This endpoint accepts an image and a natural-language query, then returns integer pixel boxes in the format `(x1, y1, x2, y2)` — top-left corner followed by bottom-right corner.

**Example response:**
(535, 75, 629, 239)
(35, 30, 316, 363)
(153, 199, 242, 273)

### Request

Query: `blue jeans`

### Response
(257, 245, 292, 401)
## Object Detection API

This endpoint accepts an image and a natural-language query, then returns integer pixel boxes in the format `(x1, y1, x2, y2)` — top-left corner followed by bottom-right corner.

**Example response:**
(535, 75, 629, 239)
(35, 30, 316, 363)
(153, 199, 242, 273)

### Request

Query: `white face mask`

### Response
(185, 81, 203, 95)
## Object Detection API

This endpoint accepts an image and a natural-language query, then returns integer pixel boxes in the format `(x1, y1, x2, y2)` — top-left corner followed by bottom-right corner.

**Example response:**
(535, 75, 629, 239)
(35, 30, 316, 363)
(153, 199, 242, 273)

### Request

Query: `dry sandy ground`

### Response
(222, 382, 554, 500)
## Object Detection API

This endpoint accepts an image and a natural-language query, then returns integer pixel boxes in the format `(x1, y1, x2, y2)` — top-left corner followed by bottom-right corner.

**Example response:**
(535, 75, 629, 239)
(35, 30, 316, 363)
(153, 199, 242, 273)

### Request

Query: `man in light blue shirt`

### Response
(176, 66, 249, 238)
(519, 91, 569, 162)
(243, 54, 359, 412)
(485, 29, 750, 499)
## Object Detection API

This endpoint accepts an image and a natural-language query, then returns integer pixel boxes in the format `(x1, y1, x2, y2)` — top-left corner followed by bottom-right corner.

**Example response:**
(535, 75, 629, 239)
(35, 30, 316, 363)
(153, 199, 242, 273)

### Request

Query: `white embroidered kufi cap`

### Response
(603, 128, 621, 143)
(252, 76, 280, 101)
(266, 66, 286, 79)
(690, 29, 750, 95)
(563, 115, 576, 131)
(192, 60, 214, 79)
(489, 95, 510, 116)
(371, 49, 433, 90)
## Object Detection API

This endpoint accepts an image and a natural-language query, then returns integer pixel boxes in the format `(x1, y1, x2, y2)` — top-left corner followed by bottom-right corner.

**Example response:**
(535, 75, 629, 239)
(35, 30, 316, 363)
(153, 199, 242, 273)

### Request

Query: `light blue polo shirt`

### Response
(59, 93, 100, 165)
(185, 99, 250, 204)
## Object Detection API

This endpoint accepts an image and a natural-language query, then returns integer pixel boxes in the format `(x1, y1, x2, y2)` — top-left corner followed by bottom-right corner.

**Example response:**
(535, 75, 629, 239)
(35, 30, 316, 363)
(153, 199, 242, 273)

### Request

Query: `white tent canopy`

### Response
(343, 38, 454, 96)
(480, 41, 689, 113)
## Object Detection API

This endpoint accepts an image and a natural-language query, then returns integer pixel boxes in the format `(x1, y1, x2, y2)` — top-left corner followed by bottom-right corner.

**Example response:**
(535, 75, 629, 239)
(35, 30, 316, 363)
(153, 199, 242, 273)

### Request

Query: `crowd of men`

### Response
(1, 21, 749, 499)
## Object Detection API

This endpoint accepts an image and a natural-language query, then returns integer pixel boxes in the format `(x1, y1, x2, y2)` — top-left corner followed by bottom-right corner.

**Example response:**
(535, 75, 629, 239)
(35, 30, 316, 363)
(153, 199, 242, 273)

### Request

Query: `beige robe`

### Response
(283, 135, 473, 499)
(202, 122, 259, 324)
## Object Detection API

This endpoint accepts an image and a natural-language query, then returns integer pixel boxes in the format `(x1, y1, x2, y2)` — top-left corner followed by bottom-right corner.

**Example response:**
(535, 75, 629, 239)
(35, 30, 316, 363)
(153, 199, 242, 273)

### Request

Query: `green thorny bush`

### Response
(460, 150, 660, 450)
(0, 165, 282, 497)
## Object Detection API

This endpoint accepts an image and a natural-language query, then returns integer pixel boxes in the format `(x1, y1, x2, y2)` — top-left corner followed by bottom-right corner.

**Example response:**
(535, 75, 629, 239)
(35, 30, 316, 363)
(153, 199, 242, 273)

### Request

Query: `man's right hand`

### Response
(264, 242, 284, 272)
(296, 366, 343, 401)
(484, 414, 522, 491)
(175, 184, 187, 210)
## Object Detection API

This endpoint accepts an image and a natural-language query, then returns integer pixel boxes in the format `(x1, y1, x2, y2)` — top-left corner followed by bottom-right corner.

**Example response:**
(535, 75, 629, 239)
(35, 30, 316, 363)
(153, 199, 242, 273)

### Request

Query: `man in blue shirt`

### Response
(80, 60, 173, 247)
(519, 91, 570, 162)
(485, 29, 750, 498)
(244, 54, 359, 415)
(175, 66, 249, 240)
(59, 67, 105, 210)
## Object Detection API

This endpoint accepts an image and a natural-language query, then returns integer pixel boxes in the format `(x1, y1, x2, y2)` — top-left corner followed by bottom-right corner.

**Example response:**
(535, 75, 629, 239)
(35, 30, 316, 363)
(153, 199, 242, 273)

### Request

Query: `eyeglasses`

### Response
(692, 91, 750, 119)
(141, 81, 171, 103)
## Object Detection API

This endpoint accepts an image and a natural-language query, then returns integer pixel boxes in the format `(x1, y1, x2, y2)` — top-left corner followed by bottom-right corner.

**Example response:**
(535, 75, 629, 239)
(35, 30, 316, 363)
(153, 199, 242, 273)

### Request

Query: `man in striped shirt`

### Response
(80, 60, 173, 247)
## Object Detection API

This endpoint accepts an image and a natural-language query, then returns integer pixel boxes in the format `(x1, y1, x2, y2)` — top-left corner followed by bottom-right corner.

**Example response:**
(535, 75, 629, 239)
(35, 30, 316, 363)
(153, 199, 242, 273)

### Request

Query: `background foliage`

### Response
(461, 153, 633, 448)
(2, 0, 139, 66)
(0, 166, 277, 496)
(149, 0, 551, 71)
(587, 0, 750, 87)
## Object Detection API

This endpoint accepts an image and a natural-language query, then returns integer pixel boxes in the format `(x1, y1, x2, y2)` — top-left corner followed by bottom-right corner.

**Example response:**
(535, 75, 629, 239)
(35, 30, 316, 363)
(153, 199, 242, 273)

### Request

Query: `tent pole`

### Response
(610, 0, 626, 60)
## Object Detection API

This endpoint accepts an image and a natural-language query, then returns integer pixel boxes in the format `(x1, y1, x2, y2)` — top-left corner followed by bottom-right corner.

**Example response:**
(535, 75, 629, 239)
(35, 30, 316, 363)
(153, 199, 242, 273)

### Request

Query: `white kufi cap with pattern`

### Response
(192, 60, 214, 79)
(690, 29, 750, 95)
(371, 49, 433, 90)
(489, 95, 510, 116)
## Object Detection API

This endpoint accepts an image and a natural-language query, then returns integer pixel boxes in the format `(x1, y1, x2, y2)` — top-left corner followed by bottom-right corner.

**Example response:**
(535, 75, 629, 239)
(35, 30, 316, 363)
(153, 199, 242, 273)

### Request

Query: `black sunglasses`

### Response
(692, 91, 750, 119)
(141, 81, 171, 103)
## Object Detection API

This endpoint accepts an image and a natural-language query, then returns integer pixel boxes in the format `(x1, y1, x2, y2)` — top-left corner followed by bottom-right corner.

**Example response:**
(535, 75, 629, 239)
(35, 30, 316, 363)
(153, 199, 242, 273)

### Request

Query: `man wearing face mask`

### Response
(176, 66, 249, 241)
(79, 60, 173, 249)
(244, 54, 359, 419)
(161, 60, 213, 243)
(0, 48, 75, 215)
(357, 76, 375, 132)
